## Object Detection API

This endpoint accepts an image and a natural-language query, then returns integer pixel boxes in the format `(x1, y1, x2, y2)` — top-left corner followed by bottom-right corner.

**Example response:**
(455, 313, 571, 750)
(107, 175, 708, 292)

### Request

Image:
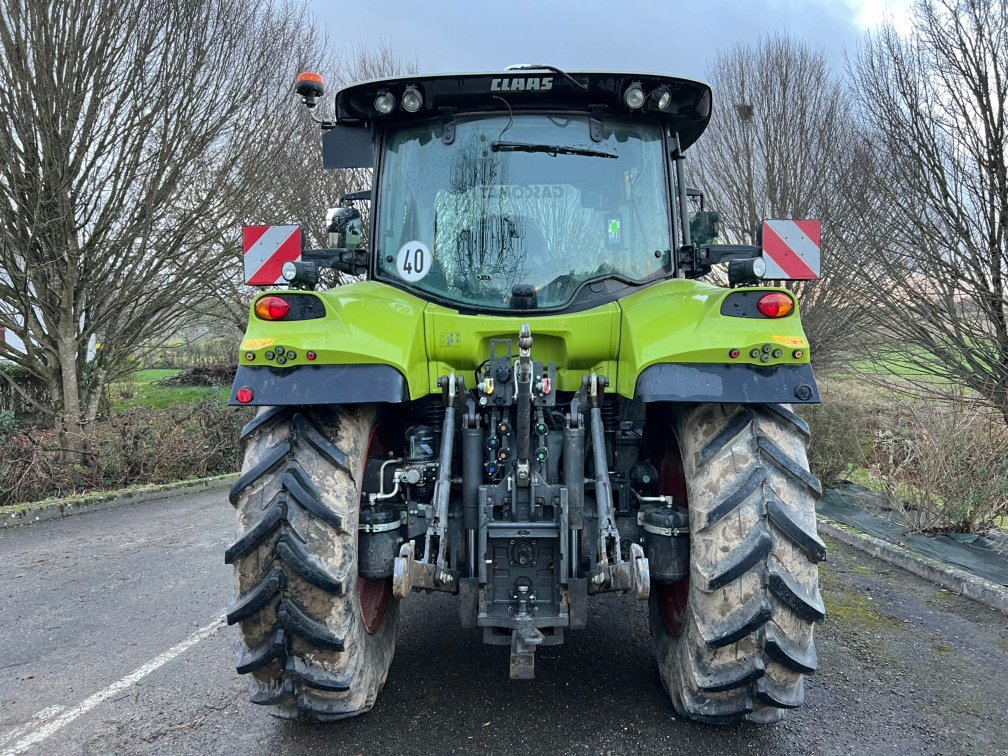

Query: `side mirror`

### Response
(327, 206, 362, 250)
(690, 210, 720, 246)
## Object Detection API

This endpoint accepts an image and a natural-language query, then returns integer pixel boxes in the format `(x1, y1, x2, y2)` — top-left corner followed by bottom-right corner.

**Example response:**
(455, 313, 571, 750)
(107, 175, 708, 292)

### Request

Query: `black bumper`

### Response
(634, 363, 820, 404)
(230, 364, 410, 406)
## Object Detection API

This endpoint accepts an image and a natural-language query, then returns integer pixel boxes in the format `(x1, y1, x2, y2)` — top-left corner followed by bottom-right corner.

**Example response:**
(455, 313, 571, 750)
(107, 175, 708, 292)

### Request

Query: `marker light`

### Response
(374, 91, 397, 115)
(255, 295, 291, 320)
(294, 72, 325, 107)
(401, 86, 423, 113)
(244, 352, 255, 361)
(236, 387, 254, 404)
(307, 351, 317, 361)
(624, 83, 645, 109)
(729, 349, 741, 359)
(756, 292, 795, 318)
(793, 349, 805, 359)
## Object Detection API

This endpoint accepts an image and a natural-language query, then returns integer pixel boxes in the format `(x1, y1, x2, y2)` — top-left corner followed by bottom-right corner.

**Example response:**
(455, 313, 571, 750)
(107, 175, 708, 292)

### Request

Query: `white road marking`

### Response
(0, 707, 65, 748)
(1, 613, 226, 756)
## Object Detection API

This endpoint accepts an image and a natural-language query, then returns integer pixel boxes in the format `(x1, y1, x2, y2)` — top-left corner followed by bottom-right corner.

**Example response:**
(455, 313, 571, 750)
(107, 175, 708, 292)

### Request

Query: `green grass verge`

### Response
(109, 369, 231, 410)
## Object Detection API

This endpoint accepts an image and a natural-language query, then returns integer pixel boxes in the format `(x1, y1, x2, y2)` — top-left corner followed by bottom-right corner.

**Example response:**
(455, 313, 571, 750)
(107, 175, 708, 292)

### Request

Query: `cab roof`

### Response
(333, 68, 713, 150)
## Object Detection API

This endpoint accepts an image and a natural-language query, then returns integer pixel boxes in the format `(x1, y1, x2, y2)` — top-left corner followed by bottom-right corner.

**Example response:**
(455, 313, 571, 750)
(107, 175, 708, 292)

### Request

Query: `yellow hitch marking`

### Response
(773, 335, 806, 347)
(242, 338, 276, 350)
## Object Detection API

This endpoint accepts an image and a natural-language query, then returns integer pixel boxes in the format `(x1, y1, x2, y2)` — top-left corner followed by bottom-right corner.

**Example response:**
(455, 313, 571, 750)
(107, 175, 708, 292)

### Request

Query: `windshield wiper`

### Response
(491, 141, 617, 159)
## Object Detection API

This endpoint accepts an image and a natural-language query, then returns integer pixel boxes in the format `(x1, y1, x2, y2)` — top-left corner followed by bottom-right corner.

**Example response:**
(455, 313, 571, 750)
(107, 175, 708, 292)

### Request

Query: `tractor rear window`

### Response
(376, 114, 672, 310)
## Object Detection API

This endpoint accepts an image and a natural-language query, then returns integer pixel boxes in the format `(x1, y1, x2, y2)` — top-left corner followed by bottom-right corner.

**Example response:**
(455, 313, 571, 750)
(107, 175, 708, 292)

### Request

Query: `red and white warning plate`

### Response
(243, 225, 302, 285)
(761, 220, 821, 280)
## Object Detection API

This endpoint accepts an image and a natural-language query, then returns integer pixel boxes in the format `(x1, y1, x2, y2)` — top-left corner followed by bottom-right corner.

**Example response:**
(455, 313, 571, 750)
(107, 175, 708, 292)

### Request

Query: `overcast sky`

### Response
(309, 0, 913, 81)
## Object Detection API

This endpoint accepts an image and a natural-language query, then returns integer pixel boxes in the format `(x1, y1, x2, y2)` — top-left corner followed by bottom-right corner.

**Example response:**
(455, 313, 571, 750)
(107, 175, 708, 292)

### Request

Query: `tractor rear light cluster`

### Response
(756, 292, 794, 318)
(255, 295, 291, 320)
(721, 290, 794, 319)
(252, 293, 325, 322)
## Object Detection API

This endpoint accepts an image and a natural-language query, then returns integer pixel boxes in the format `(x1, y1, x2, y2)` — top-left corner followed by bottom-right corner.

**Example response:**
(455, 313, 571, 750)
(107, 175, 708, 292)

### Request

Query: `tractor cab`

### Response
(290, 68, 751, 311)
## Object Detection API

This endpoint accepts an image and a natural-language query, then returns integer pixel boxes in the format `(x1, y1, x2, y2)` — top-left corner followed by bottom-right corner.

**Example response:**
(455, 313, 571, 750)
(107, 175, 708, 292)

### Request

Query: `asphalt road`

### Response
(2, 491, 1006, 756)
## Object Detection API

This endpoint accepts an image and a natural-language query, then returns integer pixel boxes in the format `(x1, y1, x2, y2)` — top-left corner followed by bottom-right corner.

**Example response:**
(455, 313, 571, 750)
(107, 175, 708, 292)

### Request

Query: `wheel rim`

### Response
(655, 429, 690, 636)
(358, 425, 393, 636)
(358, 574, 391, 635)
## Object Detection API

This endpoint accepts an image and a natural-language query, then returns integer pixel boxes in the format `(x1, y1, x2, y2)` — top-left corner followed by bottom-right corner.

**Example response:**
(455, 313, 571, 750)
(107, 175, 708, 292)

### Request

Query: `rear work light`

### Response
(756, 292, 795, 318)
(255, 296, 291, 321)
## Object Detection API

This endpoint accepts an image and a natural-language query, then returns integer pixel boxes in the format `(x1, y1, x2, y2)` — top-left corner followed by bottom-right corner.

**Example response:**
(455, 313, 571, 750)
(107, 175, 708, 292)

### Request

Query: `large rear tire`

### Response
(650, 403, 825, 724)
(225, 406, 399, 720)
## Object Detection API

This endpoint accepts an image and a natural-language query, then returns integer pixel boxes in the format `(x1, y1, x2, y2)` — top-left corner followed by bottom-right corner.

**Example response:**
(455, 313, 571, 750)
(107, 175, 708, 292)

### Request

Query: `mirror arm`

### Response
(671, 133, 692, 249)
(303, 247, 369, 275)
(339, 190, 371, 204)
(697, 244, 762, 265)
(678, 243, 763, 279)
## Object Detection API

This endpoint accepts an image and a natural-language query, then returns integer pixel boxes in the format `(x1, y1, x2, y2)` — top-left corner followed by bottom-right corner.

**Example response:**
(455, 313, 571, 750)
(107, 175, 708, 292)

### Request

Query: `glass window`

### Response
(376, 114, 672, 309)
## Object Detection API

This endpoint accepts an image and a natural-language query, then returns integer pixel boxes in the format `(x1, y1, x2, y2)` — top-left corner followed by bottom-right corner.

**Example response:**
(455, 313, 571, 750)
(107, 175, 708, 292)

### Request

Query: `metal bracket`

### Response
(510, 626, 545, 680)
(589, 543, 650, 600)
(441, 107, 456, 144)
(589, 105, 605, 142)
(392, 540, 415, 598)
(393, 539, 454, 598)
(359, 517, 403, 534)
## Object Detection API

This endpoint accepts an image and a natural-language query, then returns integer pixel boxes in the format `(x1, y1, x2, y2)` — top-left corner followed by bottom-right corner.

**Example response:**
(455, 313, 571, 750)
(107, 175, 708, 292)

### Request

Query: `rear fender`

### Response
(231, 281, 428, 406)
(618, 278, 819, 404)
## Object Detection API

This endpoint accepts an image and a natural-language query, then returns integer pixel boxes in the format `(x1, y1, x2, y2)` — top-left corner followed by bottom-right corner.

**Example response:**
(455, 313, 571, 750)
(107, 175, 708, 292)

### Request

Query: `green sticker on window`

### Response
(608, 217, 621, 245)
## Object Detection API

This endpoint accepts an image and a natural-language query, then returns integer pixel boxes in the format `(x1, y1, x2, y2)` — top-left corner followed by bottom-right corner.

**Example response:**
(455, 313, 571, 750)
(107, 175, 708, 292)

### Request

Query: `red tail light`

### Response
(255, 296, 291, 320)
(757, 292, 794, 318)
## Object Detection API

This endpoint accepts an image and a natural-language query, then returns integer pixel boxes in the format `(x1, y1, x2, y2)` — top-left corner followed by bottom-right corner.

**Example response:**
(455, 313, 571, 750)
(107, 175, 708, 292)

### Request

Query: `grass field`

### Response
(109, 369, 231, 411)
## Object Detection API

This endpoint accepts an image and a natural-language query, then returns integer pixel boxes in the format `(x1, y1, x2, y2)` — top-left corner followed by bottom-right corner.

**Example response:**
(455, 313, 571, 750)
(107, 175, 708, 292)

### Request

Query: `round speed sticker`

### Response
(396, 241, 431, 282)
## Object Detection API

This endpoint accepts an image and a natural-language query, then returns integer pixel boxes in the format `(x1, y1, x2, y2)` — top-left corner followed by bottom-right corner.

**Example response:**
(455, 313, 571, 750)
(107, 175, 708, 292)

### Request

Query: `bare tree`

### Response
(853, 0, 1008, 423)
(689, 34, 875, 369)
(210, 38, 419, 329)
(0, 0, 323, 455)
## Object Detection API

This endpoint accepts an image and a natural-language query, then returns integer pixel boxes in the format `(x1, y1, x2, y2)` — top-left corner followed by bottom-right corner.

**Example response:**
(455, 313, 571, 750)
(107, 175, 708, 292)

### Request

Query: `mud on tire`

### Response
(650, 403, 825, 724)
(225, 405, 399, 720)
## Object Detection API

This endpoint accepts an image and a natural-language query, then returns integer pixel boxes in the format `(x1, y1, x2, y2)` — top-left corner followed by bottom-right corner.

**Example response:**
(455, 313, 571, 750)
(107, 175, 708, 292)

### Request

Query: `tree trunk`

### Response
(55, 332, 86, 461)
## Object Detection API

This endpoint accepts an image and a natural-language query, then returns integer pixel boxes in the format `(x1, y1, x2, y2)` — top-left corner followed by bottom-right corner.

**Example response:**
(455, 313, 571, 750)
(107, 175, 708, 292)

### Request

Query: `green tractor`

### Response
(226, 66, 825, 724)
